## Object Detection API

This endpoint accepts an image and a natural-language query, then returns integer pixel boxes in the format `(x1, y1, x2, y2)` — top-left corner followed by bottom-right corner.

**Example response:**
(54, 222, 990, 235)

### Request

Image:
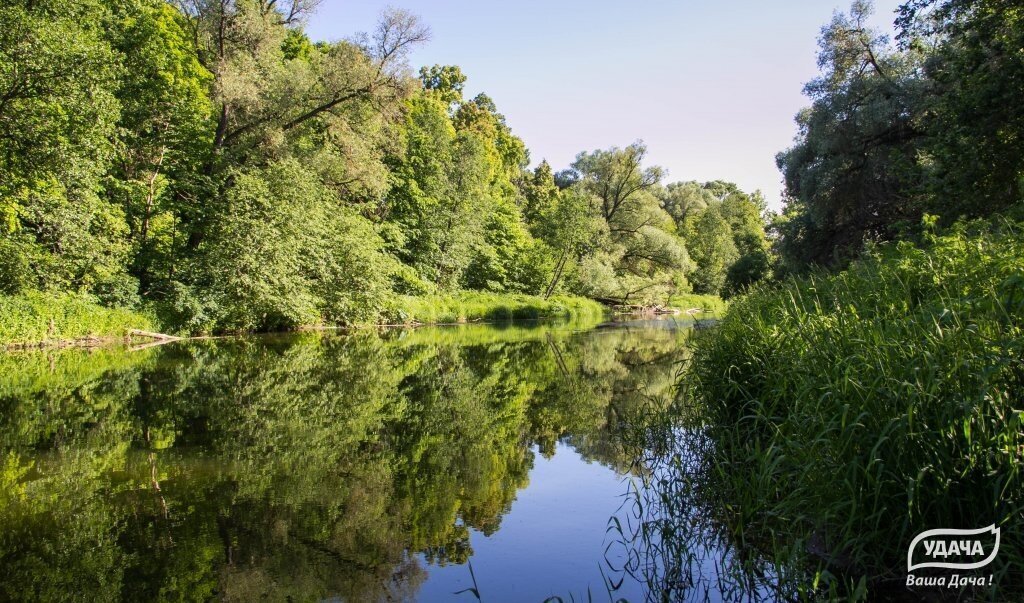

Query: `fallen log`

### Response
(129, 329, 181, 340)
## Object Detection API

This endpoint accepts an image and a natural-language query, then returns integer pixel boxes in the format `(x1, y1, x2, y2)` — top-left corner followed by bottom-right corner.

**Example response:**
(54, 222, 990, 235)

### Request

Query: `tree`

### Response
(0, 0, 137, 302)
(104, 0, 213, 295)
(684, 204, 739, 296)
(419, 64, 466, 108)
(563, 143, 690, 305)
(534, 189, 607, 298)
(569, 142, 664, 225)
(898, 0, 1024, 217)
(775, 0, 1024, 272)
(657, 181, 714, 228)
(775, 0, 927, 269)
(720, 190, 771, 295)
(520, 160, 560, 226)
(167, 2, 428, 250)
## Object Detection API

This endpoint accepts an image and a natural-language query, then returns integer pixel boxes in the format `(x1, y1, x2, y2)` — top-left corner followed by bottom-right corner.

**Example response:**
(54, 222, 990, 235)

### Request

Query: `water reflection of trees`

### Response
(0, 322, 689, 601)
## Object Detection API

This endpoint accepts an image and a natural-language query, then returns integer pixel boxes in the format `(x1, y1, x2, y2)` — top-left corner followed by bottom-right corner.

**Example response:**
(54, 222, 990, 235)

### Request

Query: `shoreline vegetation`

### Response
(641, 0, 1024, 594)
(674, 218, 1023, 599)
(0, 290, 726, 349)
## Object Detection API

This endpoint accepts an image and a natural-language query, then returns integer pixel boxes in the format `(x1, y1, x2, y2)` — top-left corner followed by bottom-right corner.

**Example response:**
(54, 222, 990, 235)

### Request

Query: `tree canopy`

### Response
(776, 0, 1024, 271)
(0, 0, 773, 333)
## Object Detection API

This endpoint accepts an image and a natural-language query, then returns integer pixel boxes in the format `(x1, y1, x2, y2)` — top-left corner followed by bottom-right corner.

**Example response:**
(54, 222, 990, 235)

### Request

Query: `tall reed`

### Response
(681, 219, 1023, 599)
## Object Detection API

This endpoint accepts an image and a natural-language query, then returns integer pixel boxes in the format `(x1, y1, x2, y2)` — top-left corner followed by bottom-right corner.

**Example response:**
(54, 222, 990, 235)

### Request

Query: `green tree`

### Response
(535, 189, 608, 298)
(521, 160, 560, 225)
(420, 64, 467, 108)
(720, 190, 771, 295)
(776, 0, 927, 269)
(103, 0, 213, 295)
(0, 0, 134, 302)
(898, 0, 1024, 217)
(567, 143, 689, 305)
(570, 142, 664, 226)
(657, 181, 714, 227)
(684, 203, 739, 296)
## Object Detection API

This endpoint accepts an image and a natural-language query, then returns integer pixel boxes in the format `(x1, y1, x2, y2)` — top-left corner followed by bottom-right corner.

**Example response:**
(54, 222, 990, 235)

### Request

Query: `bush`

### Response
(666, 293, 727, 316)
(684, 219, 1024, 598)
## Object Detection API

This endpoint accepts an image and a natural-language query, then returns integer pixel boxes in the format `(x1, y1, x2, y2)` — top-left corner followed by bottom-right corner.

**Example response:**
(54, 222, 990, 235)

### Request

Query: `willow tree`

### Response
(564, 142, 689, 305)
(143, 2, 431, 330)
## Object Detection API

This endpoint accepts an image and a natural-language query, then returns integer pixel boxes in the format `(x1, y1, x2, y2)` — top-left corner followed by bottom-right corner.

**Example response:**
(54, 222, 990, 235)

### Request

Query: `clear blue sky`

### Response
(305, 0, 904, 210)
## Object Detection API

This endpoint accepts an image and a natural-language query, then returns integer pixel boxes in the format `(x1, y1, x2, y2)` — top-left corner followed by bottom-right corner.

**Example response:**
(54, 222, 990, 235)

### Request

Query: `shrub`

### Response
(383, 292, 607, 326)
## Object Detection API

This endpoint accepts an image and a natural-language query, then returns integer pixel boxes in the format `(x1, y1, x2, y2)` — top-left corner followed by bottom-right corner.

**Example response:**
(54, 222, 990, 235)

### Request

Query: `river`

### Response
(0, 317, 717, 602)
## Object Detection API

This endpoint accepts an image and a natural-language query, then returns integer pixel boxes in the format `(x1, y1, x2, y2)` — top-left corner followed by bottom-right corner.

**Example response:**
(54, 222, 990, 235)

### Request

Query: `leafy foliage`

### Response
(777, 0, 1024, 270)
(0, 0, 769, 338)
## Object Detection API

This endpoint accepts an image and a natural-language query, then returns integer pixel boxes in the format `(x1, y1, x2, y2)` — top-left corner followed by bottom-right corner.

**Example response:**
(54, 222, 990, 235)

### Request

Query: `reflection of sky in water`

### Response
(0, 318, 699, 602)
(417, 442, 645, 602)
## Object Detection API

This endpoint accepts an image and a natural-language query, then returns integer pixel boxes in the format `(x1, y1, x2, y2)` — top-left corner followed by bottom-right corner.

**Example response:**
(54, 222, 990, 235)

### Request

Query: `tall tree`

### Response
(566, 143, 689, 304)
(419, 64, 466, 109)
(684, 204, 739, 296)
(0, 0, 134, 301)
(170, 1, 428, 248)
(898, 0, 1024, 216)
(534, 189, 607, 298)
(569, 142, 664, 226)
(776, 0, 927, 268)
(520, 160, 560, 226)
(105, 0, 213, 295)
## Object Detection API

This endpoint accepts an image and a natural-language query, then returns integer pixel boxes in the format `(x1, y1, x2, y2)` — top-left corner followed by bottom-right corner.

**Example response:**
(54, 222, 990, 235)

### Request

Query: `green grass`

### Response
(0, 291, 157, 347)
(666, 293, 727, 316)
(678, 219, 1024, 599)
(383, 291, 608, 325)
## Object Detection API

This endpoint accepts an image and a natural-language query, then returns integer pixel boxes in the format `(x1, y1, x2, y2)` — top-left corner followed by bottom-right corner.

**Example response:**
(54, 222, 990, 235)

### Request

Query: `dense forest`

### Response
(0, 0, 769, 337)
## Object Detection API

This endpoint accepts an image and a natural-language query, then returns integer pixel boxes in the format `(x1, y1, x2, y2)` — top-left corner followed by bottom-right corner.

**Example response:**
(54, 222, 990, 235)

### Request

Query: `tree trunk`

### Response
(543, 250, 568, 299)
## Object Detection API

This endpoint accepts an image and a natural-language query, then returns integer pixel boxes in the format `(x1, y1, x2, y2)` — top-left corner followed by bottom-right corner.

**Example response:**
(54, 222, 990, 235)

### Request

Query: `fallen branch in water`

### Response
(129, 329, 181, 340)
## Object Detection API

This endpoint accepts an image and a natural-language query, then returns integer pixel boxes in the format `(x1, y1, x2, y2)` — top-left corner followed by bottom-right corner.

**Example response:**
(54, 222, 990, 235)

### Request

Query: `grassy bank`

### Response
(0, 292, 157, 347)
(666, 293, 727, 316)
(383, 292, 607, 325)
(0, 288, 703, 348)
(682, 220, 1023, 598)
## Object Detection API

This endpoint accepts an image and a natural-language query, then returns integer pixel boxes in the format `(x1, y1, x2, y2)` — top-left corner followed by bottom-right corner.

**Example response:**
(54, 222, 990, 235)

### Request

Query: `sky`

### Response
(305, 0, 904, 211)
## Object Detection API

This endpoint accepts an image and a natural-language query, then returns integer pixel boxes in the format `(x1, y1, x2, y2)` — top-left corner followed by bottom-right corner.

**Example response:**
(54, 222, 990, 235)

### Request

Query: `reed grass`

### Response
(680, 219, 1024, 599)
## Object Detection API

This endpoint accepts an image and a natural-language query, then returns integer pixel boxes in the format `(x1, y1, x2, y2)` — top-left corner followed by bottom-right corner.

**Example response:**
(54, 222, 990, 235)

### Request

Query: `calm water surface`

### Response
(0, 318, 700, 602)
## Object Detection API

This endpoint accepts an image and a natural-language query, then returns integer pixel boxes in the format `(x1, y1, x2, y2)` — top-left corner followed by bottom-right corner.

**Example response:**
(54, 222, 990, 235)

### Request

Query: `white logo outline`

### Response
(907, 525, 1000, 572)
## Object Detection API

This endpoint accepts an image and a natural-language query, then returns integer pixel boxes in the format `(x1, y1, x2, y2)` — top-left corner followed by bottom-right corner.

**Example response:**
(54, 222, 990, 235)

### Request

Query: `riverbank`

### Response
(1, 290, 725, 349)
(681, 220, 1023, 598)
(0, 292, 159, 350)
(382, 292, 608, 325)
